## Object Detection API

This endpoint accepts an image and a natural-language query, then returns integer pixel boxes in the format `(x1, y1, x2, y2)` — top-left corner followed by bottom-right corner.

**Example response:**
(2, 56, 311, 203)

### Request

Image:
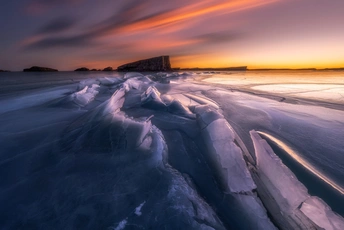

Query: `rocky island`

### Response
(74, 67, 89, 71)
(23, 66, 58, 72)
(103, 67, 113, 71)
(117, 56, 171, 71)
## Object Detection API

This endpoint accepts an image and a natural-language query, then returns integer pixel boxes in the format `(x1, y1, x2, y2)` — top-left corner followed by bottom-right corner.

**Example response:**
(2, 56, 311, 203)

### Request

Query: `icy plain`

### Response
(0, 70, 343, 230)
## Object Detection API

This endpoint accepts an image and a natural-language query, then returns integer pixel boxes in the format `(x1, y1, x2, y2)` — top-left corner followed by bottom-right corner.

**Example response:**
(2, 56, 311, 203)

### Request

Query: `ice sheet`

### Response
(103, 87, 126, 115)
(141, 86, 167, 110)
(184, 93, 219, 109)
(250, 130, 309, 210)
(203, 119, 256, 193)
(300, 196, 344, 230)
(72, 84, 100, 107)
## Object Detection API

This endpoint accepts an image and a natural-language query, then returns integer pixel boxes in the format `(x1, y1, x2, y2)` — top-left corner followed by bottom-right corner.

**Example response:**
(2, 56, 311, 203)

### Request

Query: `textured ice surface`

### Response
(134, 201, 146, 216)
(167, 174, 224, 230)
(232, 193, 277, 230)
(184, 93, 219, 109)
(78, 79, 100, 89)
(113, 219, 127, 230)
(141, 86, 166, 110)
(103, 87, 126, 115)
(72, 84, 100, 106)
(97, 77, 121, 86)
(300, 196, 344, 230)
(250, 130, 309, 210)
(193, 105, 224, 129)
(125, 77, 145, 90)
(124, 72, 144, 79)
(166, 99, 192, 116)
(170, 94, 200, 107)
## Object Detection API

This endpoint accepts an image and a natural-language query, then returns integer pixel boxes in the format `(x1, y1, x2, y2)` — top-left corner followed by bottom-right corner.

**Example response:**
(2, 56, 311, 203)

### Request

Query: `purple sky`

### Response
(1, 0, 343, 70)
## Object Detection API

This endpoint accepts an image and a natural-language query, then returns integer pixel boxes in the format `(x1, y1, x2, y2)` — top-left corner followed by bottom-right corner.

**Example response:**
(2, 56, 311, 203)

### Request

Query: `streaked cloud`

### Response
(2, 0, 343, 70)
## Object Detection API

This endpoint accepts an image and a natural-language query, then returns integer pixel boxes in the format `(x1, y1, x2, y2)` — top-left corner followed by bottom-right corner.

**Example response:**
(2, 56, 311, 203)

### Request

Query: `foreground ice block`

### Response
(141, 86, 167, 110)
(194, 105, 256, 193)
(111, 113, 153, 149)
(250, 130, 344, 230)
(202, 119, 256, 193)
(300, 196, 344, 230)
(72, 84, 100, 106)
(250, 130, 309, 210)
(103, 87, 126, 115)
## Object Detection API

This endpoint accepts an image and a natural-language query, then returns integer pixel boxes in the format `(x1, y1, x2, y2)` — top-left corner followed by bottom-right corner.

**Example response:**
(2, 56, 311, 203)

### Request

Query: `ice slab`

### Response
(193, 105, 224, 129)
(124, 72, 144, 79)
(167, 174, 225, 230)
(250, 130, 309, 211)
(202, 118, 256, 193)
(232, 193, 277, 230)
(184, 93, 219, 109)
(170, 94, 200, 107)
(98, 77, 121, 86)
(141, 86, 166, 110)
(167, 99, 193, 116)
(103, 87, 126, 115)
(78, 79, 100, 89)
(125, 78, 145, 90)
(300, 196, 344, 230)
(72, 84, 100, 107)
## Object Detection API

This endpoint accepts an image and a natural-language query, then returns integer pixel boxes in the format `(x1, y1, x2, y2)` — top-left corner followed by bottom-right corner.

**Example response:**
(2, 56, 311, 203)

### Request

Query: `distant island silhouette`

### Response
(7, 56, 344, 72)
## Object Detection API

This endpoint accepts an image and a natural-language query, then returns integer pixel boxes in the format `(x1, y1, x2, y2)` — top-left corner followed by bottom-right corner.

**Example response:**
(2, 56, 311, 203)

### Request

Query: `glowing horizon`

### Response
(0, 0, 343, 71)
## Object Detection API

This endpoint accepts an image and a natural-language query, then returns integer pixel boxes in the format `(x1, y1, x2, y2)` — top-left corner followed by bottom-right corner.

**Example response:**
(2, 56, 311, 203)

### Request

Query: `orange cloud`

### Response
(114, 0, 279, 34)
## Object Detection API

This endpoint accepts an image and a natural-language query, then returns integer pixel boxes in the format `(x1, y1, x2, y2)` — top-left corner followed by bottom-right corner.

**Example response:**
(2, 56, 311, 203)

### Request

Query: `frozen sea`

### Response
(0, 70, 343, 230)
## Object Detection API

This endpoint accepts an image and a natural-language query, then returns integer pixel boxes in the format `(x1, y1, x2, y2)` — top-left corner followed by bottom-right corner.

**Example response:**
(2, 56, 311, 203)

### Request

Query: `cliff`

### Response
(117, 56, 171, 71)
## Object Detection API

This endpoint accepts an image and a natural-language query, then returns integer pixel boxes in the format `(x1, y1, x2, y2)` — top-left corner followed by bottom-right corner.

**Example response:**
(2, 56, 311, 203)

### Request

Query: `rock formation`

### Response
(23, 66, 58, 72)
(74, 67, 89, 71)
(102, 67, 113, 71)
(117, 56, 171, 71)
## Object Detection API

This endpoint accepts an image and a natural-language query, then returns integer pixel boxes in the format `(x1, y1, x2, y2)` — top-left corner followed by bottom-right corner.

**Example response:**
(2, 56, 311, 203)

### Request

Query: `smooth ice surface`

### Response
(252, 84, 344, 103)
(250, 130, 309, 210)
(300, 197, 344, 230)
(0, 87, 72, 114)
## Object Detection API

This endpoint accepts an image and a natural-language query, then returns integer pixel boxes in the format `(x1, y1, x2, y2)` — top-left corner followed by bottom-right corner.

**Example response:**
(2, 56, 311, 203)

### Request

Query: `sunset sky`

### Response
(1, 0, 344, 71)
